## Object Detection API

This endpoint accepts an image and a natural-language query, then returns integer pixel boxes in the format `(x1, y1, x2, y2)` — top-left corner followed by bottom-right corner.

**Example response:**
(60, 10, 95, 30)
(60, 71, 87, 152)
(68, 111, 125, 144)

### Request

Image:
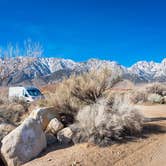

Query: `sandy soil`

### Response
(23, 104, 166, 166)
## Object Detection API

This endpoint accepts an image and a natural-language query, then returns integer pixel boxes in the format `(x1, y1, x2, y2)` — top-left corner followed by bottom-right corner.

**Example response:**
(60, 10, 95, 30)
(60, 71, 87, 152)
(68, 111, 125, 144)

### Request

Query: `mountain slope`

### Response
(0, 57, 166, 86)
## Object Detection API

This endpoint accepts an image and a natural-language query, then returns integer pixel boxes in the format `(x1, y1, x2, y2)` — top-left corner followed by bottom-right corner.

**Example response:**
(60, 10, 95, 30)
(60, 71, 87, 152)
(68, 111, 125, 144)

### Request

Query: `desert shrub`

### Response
(37, 69, 120, 116)
(130, 89, 148, 104)
(8, 96, 30, 112)
(37, 82, 79, 116)
(0, 98, 5, 105)
(70, 96, 144, 146)
(0, 93, 8, 105)
(0, 103, 29, 125)
(145, 83, 166, 96)
(70, 69, 119, 104)
(147, 93, 164, 104)
(13, 98, 30, 111)
(130, 83, 166, 104)
(0, 95, 31, 125)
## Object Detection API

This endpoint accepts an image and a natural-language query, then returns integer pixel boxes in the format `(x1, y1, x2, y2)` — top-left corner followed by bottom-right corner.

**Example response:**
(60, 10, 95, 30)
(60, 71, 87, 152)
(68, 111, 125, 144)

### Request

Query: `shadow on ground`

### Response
(142, 118, 166, 136)
(148, 117, 166, 122)
(32, 116, 166, 162)
(113, 117, 166, 145)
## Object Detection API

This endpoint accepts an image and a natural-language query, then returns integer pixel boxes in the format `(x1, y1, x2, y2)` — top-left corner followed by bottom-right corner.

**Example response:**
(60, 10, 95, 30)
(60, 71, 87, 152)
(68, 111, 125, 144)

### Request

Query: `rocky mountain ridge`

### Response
(0, 57, 166, 86)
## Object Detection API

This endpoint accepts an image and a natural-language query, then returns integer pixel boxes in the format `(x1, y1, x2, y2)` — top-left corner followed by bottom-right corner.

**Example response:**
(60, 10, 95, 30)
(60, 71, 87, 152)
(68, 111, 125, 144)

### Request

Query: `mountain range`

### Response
(0, 57, 166, 86)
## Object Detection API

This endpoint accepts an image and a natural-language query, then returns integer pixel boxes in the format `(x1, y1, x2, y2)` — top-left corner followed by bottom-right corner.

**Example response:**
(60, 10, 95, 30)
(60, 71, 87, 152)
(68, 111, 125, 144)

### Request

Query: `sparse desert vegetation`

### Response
(130, 83, 166, 104)
(36, 69, 144, 146)
(1, 1, 166, 165)
(1, 70, 166, 166)
(0, 88, 30, 124)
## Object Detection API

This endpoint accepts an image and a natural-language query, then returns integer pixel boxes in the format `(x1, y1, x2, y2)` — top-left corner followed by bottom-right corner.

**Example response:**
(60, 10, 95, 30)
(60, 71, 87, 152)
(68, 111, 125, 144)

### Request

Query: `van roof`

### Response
(9, 86, 39, 89)
(26, 86, 39, 90)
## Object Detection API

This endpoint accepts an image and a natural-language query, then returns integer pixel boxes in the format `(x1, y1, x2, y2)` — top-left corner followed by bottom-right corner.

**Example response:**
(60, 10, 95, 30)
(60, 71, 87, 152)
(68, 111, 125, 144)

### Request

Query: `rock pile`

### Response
(0, 107, 73, 166)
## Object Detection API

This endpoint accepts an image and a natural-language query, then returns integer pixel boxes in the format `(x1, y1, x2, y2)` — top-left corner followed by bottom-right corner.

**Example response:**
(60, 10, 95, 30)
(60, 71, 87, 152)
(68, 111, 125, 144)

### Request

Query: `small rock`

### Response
(46, 118, 64, 135)
(57, 127, 73, 144)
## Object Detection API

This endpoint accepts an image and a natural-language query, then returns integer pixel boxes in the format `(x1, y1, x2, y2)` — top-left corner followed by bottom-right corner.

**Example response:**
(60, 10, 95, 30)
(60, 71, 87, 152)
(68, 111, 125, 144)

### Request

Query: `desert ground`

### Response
(23, 104, 166, 166)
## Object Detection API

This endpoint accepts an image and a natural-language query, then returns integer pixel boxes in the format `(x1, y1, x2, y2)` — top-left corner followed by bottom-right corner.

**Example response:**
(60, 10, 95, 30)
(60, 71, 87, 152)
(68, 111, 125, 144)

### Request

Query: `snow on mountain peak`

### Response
(1, 57, 166, 86)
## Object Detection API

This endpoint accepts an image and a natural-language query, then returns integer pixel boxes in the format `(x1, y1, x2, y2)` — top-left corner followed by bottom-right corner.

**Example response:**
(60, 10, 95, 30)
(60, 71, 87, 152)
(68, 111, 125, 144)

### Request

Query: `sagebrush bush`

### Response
(145, 83, 166, 96)
(130, 83, 166, 104)
(0, 91, 8, 105)
(37, 69, 120, 116)
(0, 103, 29, 125)
(70, 69, 120, 104)
(37, 80, 80, 116)
(0, 89, 31, 125)
(147, 93, 164, 104)
(70, 96, 144, 146)
(37, 69, 144, 146)
(10, 97, 30, 111)
(130, 89, 148, 104)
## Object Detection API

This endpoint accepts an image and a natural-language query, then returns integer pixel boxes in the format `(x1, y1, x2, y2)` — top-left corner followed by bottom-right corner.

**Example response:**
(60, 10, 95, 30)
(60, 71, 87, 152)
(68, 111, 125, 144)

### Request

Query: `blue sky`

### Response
(0, 0, 166, 66)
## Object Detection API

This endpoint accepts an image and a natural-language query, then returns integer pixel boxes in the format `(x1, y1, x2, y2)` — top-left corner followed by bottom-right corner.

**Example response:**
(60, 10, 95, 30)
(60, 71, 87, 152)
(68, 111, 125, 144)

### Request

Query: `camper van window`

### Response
(27, 89, 41, 96)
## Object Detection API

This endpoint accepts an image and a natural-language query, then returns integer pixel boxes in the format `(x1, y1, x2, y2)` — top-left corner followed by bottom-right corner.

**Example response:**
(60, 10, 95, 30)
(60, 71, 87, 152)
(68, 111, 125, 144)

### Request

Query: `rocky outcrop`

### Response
(0, 106, 74, 165)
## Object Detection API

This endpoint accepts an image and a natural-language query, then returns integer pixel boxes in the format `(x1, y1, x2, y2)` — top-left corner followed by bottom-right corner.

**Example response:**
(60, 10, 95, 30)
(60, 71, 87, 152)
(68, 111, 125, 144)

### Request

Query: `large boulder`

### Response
(46, 118, 64, 135)
(57, 127, 73, 144)
(1, 118, 46, 166)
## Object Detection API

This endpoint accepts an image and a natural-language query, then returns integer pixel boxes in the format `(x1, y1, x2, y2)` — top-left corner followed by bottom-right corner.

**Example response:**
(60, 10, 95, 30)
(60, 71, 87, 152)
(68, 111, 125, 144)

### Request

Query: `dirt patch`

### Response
(23, 104, 166, 166)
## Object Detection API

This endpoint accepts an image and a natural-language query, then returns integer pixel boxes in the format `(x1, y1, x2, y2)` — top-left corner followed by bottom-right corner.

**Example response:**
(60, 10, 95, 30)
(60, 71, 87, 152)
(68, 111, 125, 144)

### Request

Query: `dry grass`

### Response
(0, 88, 31, 125)
(0, 87, 8, 105)
(0, 103, 29, 125)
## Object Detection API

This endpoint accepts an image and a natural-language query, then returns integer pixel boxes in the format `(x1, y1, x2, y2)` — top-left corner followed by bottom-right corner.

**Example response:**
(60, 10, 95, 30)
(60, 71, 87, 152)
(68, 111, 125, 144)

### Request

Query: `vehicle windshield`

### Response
(27, 89, 42, 96)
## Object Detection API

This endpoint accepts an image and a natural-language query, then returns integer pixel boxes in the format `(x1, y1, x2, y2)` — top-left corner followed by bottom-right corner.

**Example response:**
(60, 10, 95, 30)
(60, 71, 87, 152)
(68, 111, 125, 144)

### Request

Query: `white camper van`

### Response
(9, 86, 44, 102)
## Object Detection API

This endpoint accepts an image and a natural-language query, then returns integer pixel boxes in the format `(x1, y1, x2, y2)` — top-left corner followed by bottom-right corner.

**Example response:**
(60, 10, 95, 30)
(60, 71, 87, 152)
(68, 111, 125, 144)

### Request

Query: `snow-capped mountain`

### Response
(0, 57, 166, 86)
(127, 59, 166, 82)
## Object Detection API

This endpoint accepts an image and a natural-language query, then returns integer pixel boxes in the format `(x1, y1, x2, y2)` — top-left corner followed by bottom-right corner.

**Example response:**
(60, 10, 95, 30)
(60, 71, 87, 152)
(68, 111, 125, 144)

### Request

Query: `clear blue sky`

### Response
(0, 0, 166, 66)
